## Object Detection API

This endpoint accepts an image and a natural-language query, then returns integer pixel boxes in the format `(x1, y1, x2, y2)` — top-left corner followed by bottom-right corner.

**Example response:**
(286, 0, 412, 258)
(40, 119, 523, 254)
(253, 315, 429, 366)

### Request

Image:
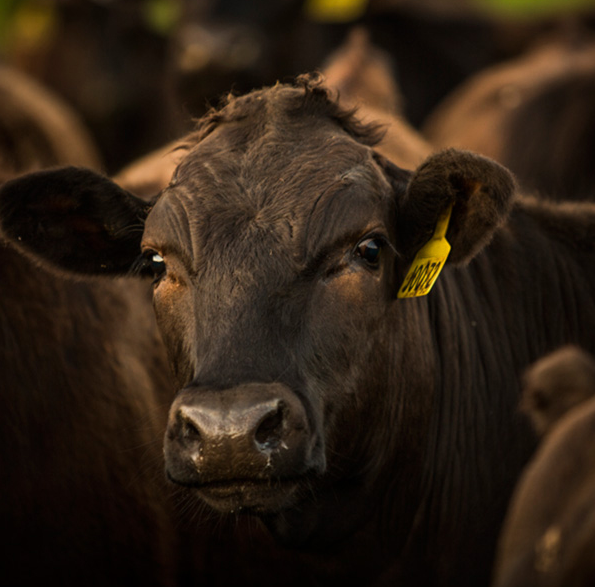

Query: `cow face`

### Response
(0, 77, 515, 544)
(140, 116, 403, 517)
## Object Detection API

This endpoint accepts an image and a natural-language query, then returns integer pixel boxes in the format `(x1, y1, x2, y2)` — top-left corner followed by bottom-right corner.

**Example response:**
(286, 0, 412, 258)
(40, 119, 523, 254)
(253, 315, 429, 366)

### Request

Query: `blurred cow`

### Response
(0, 62, 101, 175)
(493, 347, 595, 587)
(321, 27, 432, 167)
(520, 345, 595, 437)
(423, 28, 595, 200)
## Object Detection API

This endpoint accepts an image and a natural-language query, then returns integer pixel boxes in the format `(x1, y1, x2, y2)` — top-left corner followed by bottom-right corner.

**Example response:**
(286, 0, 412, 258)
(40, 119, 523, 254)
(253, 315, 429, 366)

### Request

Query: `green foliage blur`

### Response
(476, 0, 595, 18)
(0, 0, 181, 57)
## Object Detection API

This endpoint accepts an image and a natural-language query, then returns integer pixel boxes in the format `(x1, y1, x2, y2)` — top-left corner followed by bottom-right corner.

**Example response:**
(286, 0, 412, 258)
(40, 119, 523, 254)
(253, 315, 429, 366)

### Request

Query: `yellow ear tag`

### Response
(304, 0, 369, 22)
(397, 204, 453, 299)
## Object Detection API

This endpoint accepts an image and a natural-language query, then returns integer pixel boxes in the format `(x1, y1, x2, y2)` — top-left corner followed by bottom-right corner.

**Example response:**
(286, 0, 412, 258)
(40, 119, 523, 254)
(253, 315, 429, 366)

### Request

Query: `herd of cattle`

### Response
(1, 11, 595, 587)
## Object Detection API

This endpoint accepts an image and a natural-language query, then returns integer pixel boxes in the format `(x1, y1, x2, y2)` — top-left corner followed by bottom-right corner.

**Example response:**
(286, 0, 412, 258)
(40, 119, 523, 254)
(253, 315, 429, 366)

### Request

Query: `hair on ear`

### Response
(397, 149, 516, 265)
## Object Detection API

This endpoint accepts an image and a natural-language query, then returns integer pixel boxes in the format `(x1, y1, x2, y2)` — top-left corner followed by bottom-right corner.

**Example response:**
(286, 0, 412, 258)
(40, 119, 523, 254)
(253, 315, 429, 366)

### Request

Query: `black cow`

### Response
(0, 248, 178, 587)
(4, 75, 595, 586)
(0, 66, 178, 586)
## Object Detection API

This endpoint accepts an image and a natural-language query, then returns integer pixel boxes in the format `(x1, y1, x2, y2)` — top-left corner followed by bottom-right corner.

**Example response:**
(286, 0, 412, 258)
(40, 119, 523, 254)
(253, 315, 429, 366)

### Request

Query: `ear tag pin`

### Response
(397, 204, 453, 299)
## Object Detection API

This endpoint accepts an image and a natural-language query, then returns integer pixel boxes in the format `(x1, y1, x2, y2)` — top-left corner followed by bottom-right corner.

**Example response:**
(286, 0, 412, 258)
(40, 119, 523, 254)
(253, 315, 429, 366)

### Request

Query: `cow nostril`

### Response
(181, 417, 201, 442)
(254, 405, 285, 451)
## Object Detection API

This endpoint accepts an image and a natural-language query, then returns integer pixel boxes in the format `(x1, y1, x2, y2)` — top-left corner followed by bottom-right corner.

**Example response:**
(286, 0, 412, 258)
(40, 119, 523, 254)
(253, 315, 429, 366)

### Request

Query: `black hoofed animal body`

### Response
(0, 246, 178, 586)
(0, 65, 177, 586)
(2, 76, 595, 586)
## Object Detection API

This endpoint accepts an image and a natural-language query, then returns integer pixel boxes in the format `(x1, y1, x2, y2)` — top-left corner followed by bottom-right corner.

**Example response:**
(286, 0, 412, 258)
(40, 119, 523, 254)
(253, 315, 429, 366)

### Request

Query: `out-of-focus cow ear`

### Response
(0, 166, 151, 274)
(396, 149, 516, 265)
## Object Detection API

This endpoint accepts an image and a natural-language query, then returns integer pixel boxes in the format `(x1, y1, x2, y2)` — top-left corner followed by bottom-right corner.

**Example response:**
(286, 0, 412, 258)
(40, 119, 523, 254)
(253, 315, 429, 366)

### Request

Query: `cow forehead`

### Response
(143, 129, 394, 267)
(145, 171, 391, 272)
(177, 116, 373, 186)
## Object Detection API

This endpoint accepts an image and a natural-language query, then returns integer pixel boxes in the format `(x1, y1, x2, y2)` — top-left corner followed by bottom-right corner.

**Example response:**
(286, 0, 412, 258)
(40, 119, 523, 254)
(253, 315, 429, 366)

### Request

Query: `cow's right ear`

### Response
(0, 166, 151, 274)
(395, 149, 516, 265)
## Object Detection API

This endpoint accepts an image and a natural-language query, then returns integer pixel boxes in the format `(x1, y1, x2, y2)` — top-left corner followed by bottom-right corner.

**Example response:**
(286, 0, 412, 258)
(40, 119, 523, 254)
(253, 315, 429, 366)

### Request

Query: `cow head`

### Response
(0, 76, 515, 546)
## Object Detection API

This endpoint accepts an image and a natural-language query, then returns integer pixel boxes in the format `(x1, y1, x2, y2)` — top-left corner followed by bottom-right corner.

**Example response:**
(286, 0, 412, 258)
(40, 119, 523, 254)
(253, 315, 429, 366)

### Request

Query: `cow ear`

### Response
(0, 166, 150, 274)
(396, 149, 516, 265)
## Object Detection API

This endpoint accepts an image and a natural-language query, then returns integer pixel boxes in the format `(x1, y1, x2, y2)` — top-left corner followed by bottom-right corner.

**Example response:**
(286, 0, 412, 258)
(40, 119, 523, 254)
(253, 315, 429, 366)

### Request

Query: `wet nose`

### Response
(164, 383, 323, 486)
(179, 396, 289, 454)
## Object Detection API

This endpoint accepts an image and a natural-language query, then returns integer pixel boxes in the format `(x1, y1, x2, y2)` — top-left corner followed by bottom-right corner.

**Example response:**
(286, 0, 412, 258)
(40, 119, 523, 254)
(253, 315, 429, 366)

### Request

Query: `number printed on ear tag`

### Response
(397, 205, 453, 299)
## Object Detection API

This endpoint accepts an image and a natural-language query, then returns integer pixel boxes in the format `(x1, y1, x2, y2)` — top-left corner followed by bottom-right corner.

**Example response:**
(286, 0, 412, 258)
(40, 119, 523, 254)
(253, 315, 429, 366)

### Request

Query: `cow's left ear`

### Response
(394, 148, 516, 265)
(0, 166, 151, 274)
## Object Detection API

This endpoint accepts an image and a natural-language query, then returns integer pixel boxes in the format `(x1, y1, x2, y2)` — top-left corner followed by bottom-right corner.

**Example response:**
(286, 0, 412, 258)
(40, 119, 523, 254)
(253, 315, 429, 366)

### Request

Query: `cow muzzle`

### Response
(164, 382, 325, 514)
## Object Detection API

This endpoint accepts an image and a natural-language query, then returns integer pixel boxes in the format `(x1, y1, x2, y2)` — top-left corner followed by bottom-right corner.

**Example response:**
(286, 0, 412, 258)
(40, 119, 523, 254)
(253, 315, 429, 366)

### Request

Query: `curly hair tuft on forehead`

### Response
(182, 72, 386, 150)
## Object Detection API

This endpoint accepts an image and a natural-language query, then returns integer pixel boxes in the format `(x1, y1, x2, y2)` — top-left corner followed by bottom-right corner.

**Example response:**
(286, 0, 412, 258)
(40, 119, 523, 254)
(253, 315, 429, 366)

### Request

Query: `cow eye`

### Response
(143, 250, 166, 279)
(355, 237, 383, 268)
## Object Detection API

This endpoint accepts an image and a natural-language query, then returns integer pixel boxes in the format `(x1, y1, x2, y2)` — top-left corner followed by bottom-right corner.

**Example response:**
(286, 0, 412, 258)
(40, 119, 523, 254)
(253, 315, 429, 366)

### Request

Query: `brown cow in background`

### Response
(0, 63, 101, 176)
(321, 27, 432, 168)
(493, 346, 595, 587)
(423, 27, 595, 201)
(519, 345, 595, 437)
